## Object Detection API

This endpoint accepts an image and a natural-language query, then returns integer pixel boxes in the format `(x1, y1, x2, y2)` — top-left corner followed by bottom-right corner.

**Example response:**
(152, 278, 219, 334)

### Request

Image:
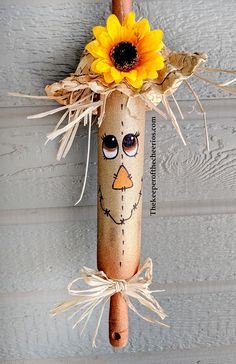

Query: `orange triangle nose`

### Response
(112, 165, 133, 190)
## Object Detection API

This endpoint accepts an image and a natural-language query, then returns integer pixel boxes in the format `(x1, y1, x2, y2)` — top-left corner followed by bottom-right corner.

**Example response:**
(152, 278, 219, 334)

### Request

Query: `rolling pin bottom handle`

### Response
(109, 292, 128, 348)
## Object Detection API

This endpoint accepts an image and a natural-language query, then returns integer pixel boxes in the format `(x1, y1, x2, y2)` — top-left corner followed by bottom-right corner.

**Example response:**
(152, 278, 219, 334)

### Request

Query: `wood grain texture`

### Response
(1, 344, 236, 363)
(0, 213, 236, 292)
(0, 100, 236, 210)
(0, 92, 235, 361)
(0, 291, 236, 359)
(0, 0, 236, 107)
(97, 91, 146, 347)
(0, 0, 236, 360)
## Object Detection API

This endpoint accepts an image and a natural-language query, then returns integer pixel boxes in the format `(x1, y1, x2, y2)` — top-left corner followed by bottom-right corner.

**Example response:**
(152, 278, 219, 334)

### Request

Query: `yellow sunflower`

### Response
(85, 12, 164, 89)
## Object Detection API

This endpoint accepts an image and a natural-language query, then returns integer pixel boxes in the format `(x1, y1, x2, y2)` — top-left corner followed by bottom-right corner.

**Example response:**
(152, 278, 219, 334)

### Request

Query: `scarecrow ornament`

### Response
(11, 0, 236, 348)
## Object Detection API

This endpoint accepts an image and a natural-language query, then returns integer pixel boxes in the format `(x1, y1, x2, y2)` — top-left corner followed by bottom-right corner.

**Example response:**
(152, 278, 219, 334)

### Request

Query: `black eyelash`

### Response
(101, 133, 107, 141)
(135, 131, 140, 137)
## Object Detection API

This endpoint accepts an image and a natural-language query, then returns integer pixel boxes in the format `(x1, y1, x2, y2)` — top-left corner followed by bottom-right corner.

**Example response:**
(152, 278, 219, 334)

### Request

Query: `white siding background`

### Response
(0, 0, 236, 363)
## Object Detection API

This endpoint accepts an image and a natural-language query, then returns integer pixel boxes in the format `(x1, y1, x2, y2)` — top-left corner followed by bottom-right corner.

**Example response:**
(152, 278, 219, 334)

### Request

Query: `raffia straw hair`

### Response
(10, 46, 236, 160)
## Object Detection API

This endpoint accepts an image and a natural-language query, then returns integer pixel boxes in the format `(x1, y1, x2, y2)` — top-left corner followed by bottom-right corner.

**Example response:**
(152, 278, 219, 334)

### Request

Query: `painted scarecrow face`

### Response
(98, 95, 145, 226)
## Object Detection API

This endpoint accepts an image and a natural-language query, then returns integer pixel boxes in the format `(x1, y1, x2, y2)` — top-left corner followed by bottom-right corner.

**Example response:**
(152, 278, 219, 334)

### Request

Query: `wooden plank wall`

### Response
(0, 0, 236, 363)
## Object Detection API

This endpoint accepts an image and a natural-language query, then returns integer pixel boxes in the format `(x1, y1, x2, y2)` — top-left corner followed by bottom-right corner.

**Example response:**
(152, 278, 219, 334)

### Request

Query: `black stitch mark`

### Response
(121, 121, 124, 126)
(122, 205, 124, 210)
(122, 250, 124, 255)
(104, 208, 110, 216)
(121, 195, 124, 201)
(121, 104, 124, 110)
(121, 154, 123, 159)
(120, 262, 122, 267)
(122, 229, 124, 236)
(122, 240, 125, 244)
(98, 182, 143, 225)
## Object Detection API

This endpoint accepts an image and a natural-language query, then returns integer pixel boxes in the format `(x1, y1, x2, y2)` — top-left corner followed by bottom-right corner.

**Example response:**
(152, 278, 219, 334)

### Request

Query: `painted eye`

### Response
(102, 135, 118, 159)
(122, 133, 139, 157)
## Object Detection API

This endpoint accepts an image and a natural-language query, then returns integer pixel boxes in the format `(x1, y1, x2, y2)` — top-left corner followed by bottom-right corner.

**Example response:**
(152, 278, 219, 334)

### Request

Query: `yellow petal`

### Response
(123, 11, 136, 28)
(122, 69, 137, 82)
(86, 40, 109, 59)
(138, 29, 164, 54)
(143, 54, 164, 70)
(104, 72, 114, 84)
(120, 25, 128, 41)
(146, 69, 158, 79)
(134, 18, 150, 40)
(136, 66, 147, 80)
(93, 26, 106, 39)
(91, 59, 101, 73)
(97, 31, 114, 50)
(153, 41, 164, 53)
(154, 54, 165, 70)
(128, 77, 143, 89)
(120, 25, 136, 43)
(91, 59, 111, 73)
(111, 67, 124, 83)
(106, 14, 121, 43)
(140, 51, 158, 62)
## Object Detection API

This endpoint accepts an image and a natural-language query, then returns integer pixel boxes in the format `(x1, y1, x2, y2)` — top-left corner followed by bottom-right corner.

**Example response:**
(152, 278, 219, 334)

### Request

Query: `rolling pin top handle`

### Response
(112, 0, 133, 23)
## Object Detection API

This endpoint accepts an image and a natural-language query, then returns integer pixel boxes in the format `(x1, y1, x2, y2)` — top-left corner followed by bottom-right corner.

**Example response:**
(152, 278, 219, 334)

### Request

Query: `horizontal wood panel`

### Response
(1, 344, 236, 364)
(1, 0, 236, 107)
(1, 0, 236, 361)
(1, 100, 236, 210)
(0, 213, 235, 292)
(0, 291, 236, 358)
(1, 197, 236, 228)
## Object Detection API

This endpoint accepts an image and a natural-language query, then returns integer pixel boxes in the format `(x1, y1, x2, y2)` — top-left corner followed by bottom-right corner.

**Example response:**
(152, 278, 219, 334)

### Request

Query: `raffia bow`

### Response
(51, 257, 168, 347)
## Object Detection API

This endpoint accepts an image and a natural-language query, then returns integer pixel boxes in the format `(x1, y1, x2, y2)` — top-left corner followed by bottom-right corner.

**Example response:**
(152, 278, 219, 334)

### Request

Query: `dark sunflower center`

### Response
(110, 41, 139, 72)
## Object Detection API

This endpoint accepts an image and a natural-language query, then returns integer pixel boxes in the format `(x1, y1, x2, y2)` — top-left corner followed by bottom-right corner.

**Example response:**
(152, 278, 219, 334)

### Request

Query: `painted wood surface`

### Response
(0, 0, 236, 362)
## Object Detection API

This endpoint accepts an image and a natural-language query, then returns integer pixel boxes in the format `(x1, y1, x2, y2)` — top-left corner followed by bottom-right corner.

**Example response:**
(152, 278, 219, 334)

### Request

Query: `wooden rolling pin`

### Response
(97, 90, 146, 347)
(97, 0, 146, 345)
